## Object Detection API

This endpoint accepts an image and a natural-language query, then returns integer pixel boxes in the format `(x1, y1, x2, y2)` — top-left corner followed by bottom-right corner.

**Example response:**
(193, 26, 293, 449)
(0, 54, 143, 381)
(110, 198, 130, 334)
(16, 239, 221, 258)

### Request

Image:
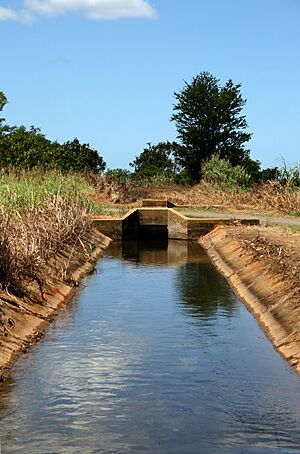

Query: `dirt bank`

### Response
(0, 229, 111, 383)
(200, 225, 300, 375)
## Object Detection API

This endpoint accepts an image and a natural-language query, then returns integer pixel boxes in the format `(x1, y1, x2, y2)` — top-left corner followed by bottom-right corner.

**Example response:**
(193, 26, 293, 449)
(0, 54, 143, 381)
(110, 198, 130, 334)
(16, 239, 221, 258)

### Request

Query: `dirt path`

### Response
(177, 208, 300, 227)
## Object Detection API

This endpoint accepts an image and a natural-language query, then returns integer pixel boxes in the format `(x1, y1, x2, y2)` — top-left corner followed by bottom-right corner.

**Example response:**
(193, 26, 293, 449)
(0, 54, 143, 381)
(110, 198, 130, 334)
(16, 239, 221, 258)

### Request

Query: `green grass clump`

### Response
(0, 169, 94, 212)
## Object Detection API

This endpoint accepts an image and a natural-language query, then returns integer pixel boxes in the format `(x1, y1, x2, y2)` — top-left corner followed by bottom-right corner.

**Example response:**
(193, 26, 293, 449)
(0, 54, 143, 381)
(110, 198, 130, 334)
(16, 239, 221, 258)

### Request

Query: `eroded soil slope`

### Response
(201, 225, 300, 374)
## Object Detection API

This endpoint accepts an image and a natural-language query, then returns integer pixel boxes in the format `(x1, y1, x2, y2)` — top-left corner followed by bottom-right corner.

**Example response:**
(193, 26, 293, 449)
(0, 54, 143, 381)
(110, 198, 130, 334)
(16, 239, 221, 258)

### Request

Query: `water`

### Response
(1, 239, 300, 453)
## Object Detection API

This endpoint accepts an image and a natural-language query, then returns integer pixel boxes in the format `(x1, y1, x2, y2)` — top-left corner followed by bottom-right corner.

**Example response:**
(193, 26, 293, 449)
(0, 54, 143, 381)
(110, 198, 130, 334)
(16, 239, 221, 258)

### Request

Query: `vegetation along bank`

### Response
(0, 172, 111, 382)
(0, 69, 299, 378)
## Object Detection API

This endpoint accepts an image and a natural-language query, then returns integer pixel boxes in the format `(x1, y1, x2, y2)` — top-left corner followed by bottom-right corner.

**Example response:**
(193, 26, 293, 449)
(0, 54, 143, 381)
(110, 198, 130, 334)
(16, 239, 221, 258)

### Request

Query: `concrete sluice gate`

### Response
(93, 201, 259, 241)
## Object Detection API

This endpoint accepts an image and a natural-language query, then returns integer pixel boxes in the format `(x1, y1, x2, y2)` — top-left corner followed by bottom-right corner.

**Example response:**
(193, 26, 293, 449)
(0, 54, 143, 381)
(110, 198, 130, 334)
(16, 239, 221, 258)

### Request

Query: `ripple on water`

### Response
(0, 240, 300, 453)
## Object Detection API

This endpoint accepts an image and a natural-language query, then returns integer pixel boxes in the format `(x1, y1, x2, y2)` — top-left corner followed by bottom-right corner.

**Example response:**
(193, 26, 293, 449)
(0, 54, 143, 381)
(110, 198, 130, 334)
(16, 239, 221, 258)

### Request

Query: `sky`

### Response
(0, 0, 300, 170)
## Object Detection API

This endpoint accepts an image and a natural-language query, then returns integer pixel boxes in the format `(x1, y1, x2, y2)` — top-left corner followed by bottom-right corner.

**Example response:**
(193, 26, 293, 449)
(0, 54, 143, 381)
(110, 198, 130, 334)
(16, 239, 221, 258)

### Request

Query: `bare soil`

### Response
(201, 225, 300, 374)
(227, 225, 300, 301)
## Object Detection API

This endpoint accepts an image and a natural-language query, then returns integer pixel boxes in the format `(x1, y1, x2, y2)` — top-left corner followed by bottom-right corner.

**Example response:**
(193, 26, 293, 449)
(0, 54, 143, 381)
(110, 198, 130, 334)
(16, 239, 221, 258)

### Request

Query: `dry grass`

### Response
(228, 225, 300, 299)
(96, 178, 300, 216)
(143, 181, 300, 216)
(95, 175, 149, 204)
(0, 196, 92, 296)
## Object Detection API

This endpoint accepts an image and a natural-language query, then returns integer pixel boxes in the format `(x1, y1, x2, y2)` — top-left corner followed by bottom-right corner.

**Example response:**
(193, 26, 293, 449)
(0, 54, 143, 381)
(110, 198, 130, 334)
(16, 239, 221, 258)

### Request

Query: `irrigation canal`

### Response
(1, 239, 300, 453)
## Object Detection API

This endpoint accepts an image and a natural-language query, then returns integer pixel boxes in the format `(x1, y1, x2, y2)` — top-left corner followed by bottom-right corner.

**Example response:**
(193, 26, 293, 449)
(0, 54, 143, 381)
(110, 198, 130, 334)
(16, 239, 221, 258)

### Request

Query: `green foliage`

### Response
(0, 91, 106, 173)
(130, 141, 180, 177)
(0, 169, 94, 212)
(279, 160, 300, 189)
(128, 141, 191, 185)
(240, 157, 261, 182)
(59, 138, 106, 173)
(106, 168, 133, 184)
(0, 91, 7, 124)
(201, 155, 251, 191)
(171, 72, 252, 182)
(0, 126, 105, 173)
(259, 166, 280, 182)
(0, 126, 53, 169)
(0, 92, 12, 136)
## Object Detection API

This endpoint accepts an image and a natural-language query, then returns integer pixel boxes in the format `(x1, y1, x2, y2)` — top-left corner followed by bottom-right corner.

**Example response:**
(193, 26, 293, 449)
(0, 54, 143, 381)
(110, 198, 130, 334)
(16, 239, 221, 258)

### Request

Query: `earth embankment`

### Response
(0, 229, 111, 382)
(200, 225, 300, 374)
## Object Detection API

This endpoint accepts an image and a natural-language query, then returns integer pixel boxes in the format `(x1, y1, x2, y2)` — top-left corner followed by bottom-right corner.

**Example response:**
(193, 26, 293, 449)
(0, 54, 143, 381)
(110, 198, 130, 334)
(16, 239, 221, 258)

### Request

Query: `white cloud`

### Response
(0, 0, 157, 21)
(0, 7, 20, 21)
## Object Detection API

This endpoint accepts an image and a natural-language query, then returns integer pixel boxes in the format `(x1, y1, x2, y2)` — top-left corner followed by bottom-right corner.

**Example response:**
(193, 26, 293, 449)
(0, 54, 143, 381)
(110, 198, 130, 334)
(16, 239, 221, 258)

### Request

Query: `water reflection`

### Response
(0, 240, 300, 453)
(107, 239, 211, 267)
(176, 262, 237, 319)
(108, 239, 236, 320)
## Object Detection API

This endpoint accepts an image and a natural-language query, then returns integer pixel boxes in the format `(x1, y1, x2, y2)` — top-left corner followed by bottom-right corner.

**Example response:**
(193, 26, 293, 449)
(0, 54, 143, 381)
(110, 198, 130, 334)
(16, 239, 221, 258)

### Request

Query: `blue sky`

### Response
(1, 0, 299, 170)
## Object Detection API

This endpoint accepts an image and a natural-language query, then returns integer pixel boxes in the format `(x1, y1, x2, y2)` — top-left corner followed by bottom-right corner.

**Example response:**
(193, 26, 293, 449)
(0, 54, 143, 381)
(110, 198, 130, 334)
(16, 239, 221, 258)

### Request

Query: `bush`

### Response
(201, 155, 251, 191)
(279, 161, 300, 189)
(0, 126, 105, 173)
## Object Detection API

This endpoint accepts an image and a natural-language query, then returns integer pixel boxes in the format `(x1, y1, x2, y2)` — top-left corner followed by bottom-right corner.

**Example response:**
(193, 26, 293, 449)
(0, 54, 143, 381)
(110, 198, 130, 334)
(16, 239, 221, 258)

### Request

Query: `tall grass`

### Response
(146, 180, 300, 215)
(0, 169, 95, 296)
(0, 169, 94, 212)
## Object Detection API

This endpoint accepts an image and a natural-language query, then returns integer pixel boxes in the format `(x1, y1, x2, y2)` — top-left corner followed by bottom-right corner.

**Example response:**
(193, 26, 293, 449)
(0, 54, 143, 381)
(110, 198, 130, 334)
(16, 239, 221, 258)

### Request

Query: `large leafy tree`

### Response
(60, 138, 106, 173)
(130, 141, 181, 177)
(1, 126, 54, 169)
(171, 72, 252, 181)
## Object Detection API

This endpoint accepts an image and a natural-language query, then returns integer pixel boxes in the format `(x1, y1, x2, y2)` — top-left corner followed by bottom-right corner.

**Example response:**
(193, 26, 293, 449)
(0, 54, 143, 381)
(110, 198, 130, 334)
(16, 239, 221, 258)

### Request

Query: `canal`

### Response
(0, 240, 300, 453)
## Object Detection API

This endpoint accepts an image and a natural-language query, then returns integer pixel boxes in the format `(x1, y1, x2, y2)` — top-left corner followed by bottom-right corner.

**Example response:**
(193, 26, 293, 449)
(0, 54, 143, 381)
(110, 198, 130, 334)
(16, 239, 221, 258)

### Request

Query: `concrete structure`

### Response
(142, 199, 175, 208)
(93, 203, 259, 241)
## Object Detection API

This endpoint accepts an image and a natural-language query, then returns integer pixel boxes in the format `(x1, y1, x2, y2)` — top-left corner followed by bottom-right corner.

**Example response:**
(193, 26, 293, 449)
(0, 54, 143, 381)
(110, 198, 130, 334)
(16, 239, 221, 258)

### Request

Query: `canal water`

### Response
(1, 240, 300, 453)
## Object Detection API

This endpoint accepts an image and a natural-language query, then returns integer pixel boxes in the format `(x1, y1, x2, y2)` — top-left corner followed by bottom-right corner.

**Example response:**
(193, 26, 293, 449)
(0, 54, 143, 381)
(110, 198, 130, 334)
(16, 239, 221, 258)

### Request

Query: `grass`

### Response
(0, 169, 137, 296)
(81, 201, 131, 216)
(0, 169, 98, 295)
(282, 224, 300, 234)
(142, 181, 300, 217)
(0, 168, 299, 296)
(0, 169, 131, 216)
(0, 169, 94, 212)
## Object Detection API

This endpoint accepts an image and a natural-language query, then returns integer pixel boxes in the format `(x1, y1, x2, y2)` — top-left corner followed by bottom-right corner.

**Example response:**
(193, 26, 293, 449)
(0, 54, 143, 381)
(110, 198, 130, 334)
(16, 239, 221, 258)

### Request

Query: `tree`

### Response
(0, 92, 11, 134)
(130, 141, 181, 178)
(60, 138, 106, 173)
(0, 92, 11, 158)
(171, 72, 252, 181)
(0, 91, 106, 173)
(0, 91, 7, 119)
(1, 126, 53, 169)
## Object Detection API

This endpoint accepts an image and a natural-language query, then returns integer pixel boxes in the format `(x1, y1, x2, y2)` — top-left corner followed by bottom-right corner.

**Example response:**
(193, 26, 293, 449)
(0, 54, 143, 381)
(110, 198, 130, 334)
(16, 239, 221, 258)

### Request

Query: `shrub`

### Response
(279, 161, 300, 189)
(201, 155, 251, 191)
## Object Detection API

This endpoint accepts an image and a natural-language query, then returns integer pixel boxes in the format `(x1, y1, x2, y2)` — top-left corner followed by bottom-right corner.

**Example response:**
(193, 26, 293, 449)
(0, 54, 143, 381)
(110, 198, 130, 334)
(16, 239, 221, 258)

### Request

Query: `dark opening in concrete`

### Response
(138, 225, 168, 240)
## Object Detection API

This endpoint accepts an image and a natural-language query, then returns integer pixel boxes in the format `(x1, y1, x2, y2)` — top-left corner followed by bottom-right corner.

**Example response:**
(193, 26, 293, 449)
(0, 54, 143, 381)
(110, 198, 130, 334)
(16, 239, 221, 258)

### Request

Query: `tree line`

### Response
(1, 72, 297, 188)
(0, 92, 105, 173)
(129, 72, 281, 185)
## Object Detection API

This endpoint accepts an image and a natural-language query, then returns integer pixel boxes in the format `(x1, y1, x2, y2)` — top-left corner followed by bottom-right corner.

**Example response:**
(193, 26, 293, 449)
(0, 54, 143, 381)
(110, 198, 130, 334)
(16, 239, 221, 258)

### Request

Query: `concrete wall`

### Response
(138, 208, 168, 226)
(168, 209, 188, 239)
(93, 208, 259, 241)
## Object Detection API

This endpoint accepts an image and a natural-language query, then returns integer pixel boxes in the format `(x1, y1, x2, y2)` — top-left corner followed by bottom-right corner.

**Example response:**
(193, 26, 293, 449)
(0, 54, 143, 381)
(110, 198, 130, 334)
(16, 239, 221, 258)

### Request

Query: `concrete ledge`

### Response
(93, 206, 260, 240)
(142, 199, 175, 208)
